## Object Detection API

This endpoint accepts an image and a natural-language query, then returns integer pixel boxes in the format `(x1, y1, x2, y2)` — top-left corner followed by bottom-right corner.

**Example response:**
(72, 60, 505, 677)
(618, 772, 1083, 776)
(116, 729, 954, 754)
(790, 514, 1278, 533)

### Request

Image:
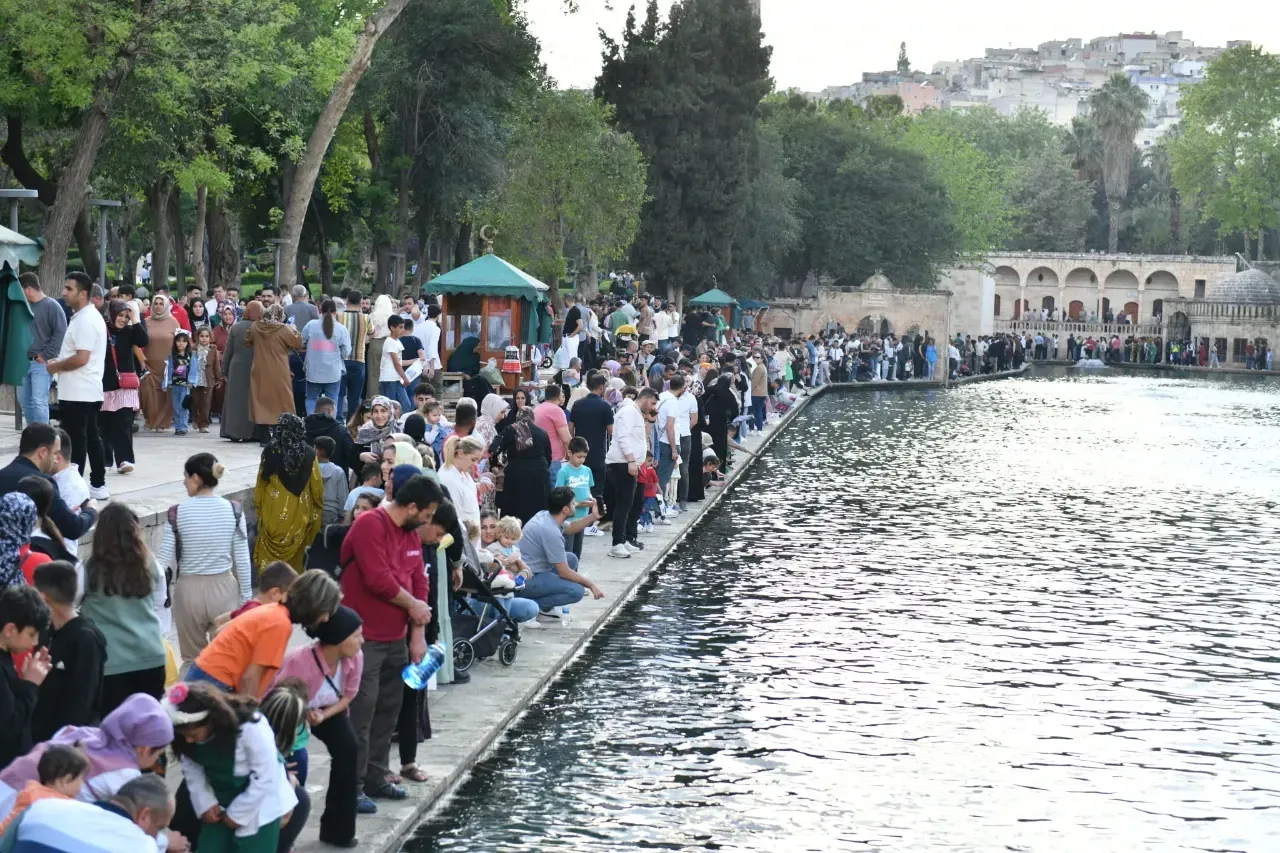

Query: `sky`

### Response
(521, 0, 1276, 92)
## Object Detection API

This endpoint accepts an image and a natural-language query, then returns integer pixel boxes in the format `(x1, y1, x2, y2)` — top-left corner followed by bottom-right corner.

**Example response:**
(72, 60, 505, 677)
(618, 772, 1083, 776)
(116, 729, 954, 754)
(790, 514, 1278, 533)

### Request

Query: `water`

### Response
(407, 370, 1280, 853)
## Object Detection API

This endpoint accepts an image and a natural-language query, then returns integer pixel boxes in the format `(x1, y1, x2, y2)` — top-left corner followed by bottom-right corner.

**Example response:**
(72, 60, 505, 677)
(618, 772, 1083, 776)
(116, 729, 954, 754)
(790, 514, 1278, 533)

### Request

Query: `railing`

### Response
(995, 320, 1164, 338)
(1176, 301, 1280, 322)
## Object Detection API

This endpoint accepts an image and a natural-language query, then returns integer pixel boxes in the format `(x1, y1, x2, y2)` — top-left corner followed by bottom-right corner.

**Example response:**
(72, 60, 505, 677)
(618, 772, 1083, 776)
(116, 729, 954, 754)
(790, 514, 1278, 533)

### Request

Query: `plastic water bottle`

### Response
(401, 643, 448, 690)
(560, 606, 572, 628)
(513, 575, 526, 590)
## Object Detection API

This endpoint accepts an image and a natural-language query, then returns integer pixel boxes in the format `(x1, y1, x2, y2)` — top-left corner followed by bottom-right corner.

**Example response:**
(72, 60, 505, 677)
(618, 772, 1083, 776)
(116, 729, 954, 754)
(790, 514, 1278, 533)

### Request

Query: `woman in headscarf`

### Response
(364, 294, 394, 402)
(703, 373, 739, 474)
(495, 388, 526, 434)
(685, 376, 707, 503)
(210, 305, 235, 418)
(0, 493, 45, 588)
(356, 395, 397, 464)
(220, 300, 259, 442)
(0, 694, 173, 813)
(246, 302, 304, 434)
(254, 413, 324, 570)
(141, 294, 181, 430)
(99, 299, 148, 474)
(476, 394, 508, 451)
(493, 406, 551, 524)
(447, 336, 481, 376)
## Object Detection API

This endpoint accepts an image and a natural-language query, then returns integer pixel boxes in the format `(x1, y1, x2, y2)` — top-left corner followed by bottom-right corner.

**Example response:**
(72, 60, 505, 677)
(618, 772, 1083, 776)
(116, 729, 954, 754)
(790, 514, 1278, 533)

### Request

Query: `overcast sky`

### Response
(521, 0, 1274, 92)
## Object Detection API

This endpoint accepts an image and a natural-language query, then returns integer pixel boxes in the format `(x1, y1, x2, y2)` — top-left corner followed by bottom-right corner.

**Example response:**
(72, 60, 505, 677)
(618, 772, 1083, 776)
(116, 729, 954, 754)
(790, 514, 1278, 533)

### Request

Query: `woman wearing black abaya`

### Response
(703, 373, 738, 474)
(493, 407, 552, 524)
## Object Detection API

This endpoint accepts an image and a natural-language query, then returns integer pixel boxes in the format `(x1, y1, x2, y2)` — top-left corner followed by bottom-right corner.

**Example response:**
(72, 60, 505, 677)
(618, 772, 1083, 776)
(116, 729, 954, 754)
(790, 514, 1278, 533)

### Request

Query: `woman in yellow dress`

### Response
(253, 413, 323, 570)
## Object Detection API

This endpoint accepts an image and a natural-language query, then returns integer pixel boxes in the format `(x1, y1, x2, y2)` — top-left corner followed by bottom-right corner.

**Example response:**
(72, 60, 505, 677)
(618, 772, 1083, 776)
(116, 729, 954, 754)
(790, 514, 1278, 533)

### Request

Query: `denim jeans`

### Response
(19, 360, 51, 425)
(751, 398, 767, 431)
(342, 360, 364, 422)
(471, 595, 539, 623)
(515, 555, 584, 611)
(306, 380, 342, 415)
(170, 386, 190, 432)
(378, 380, 412, 414)
(548, 460, 563, 491)
(676, 436, 691, 509)
(657, 441, 677, 496)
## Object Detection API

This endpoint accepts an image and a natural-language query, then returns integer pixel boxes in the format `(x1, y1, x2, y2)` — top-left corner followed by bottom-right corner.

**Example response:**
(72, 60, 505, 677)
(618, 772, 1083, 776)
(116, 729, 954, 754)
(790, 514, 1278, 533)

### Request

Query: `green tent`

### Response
(687, 287, 739, 308)
(426, 253, 551, 346)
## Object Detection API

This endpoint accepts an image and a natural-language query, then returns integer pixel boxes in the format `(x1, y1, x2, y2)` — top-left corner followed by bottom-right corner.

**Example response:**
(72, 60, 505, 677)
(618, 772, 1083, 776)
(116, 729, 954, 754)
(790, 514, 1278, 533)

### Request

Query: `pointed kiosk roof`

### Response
(426, 253, 548, 302)
(687, 287, 739, 308)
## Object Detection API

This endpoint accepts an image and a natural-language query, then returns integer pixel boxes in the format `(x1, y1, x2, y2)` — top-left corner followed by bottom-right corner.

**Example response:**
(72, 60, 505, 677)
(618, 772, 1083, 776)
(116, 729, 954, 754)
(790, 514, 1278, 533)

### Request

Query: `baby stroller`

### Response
(450, 562, 521, 673)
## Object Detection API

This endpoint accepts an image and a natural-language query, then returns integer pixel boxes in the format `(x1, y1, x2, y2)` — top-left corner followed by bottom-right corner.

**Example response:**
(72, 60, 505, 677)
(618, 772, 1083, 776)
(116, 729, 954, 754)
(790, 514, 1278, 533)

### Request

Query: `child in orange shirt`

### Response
(0, 744, 88, 833)
(637, 453, 661, 532)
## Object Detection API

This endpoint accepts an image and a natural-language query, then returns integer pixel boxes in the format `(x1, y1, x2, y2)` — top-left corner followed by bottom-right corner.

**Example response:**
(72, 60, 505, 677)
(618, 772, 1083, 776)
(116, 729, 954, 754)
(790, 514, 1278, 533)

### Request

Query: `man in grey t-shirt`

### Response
(284, 284, 319, 328)
(18, 272, 67, 425)
(515, 487, 604, 615)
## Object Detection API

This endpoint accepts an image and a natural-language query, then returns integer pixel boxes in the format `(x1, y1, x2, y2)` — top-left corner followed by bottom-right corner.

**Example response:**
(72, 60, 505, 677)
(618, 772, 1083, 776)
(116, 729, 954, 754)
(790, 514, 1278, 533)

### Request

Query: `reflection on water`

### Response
(407, 371, 1280, 852)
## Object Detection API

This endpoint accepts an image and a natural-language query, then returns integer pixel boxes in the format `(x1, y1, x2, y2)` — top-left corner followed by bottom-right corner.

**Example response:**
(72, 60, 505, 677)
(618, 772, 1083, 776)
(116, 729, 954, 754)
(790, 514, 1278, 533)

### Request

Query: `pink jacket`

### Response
(271, 641, 363, 706)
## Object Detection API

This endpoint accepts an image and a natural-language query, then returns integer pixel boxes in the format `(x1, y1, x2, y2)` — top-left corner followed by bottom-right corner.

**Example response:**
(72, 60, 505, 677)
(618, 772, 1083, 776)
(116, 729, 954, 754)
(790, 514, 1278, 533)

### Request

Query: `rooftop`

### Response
(1210, 268, 1280, 305)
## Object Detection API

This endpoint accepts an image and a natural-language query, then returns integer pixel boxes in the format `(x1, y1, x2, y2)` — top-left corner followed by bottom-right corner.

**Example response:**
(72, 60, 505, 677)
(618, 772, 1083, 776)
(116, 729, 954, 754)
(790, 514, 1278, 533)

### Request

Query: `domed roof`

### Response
(1210, 268, 1280, 304)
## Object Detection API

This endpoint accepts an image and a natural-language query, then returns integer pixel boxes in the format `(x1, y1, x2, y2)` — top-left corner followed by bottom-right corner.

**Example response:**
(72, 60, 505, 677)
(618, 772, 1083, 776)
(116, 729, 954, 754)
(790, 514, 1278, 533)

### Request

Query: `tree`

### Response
(1005, 150, 1094, 251)
(1089, 74, 1149, 252)
(485, 90, 647, 305)
(897, 42, 911, 74)
(277, 0, 414, 292)
(1172, 45, 1280, 261)
(598, 0, 772, 303)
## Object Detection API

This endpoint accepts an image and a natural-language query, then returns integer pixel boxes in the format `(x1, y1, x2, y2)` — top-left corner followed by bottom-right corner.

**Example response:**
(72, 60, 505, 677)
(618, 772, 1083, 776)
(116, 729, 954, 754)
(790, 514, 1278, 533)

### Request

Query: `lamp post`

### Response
(0, 188, 39, 233)
(90, 199, 122, 289)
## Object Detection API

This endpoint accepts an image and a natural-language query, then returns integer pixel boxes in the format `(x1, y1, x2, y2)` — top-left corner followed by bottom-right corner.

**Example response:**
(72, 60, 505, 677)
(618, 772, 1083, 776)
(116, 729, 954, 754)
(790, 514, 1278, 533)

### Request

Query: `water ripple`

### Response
(408, 370, 1280, 852)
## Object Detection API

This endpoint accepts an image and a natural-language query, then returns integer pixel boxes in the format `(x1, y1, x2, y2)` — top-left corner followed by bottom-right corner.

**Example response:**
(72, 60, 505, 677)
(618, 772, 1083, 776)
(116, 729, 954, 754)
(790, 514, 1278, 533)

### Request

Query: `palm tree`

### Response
(1089, 74, 1149, 252)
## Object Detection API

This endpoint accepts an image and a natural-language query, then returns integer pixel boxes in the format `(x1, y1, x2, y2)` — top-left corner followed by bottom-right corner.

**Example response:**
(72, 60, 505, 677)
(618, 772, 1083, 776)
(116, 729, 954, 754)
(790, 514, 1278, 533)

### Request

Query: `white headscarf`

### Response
(369, 294, 395, 339)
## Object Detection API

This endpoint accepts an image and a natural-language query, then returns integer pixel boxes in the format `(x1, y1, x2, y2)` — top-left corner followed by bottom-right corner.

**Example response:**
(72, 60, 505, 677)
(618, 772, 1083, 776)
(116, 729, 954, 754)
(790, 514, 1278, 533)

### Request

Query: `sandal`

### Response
(400, 764, 429, 783)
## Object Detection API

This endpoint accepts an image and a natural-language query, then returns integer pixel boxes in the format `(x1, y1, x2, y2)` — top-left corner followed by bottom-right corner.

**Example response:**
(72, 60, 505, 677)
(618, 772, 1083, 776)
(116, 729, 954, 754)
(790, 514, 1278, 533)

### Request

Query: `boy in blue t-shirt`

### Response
(555, 436, 595, 558)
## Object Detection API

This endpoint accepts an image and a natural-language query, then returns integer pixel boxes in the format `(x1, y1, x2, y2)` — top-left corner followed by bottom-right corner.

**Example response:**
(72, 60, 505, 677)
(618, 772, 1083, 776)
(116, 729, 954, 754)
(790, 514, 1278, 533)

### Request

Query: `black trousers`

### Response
(59, 399, 106, 488)
(98, 406, 136, 468)
(311, 711, 359, 844)
(101, 665, 165, 717)
(606, 463, 643, 546)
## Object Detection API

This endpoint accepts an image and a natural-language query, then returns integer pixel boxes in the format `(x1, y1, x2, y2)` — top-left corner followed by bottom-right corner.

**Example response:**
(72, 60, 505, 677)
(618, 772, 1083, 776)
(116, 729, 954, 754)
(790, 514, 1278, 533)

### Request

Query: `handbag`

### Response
(110, 341, 140, 390)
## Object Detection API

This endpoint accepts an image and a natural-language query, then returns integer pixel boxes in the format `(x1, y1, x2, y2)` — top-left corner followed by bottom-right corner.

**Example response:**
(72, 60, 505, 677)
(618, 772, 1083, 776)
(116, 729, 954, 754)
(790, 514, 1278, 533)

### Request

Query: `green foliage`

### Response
(1004, 149, 1094, 251)
(897, 42, 911, 75)
(1171, 45, 1280, 249)
(484, 90, 647, 284)
(598, 0, 773, 294)
(1089, 74, 1149, 250)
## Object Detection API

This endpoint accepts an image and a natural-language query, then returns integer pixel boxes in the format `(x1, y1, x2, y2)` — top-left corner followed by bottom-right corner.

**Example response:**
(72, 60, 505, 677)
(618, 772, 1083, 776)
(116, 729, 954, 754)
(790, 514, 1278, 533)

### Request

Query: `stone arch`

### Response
(1144, 270, 1179, 293)
(1123, 301, 1139, 318)
(1152, 298, 1164, 317)
(856, 316, 893, 337)
(993, 265, 1021, 288)
(1041, 295, 1055, 312)
(1104, 269, 1140, 291)
(1065, 267, 1098, 288)
(1028, 266, 1059, 288)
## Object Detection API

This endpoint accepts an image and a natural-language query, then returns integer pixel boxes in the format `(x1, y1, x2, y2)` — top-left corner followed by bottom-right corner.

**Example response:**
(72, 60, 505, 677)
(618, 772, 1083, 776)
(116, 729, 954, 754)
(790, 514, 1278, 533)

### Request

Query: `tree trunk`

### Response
(168, 189, 186, 293)
(1257, 229, 1264, 262)
(309, 201, 334, 295)
(1242, 229, 1251, 261)
(36, 101, 113, 295)
(576, 249, 598, 297)
(146, 180, 172, 293)
(277, 0, 412, 292)
(454, 221, 473, 269)
(373, 244, 396, 295)
(342, 220, 370, 290)
(1107, 199, 1120, 254)
(1169, 188, 1182, 253)
(191, 184, 208, 290)
(73, 207, 101, 282)
(414, 210, 431, 288)
(205, 196, 241, 290)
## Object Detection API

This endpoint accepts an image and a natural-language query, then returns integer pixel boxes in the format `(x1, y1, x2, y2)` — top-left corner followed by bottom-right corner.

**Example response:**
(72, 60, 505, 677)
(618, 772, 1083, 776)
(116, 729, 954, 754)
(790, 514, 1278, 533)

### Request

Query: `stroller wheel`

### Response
(498, 639, 518, 667)
(453, 639, 476, 673)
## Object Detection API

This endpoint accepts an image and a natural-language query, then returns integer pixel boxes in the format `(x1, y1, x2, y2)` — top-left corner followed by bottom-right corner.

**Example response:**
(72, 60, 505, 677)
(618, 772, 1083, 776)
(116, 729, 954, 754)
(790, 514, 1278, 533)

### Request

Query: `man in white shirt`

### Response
(419, 303, 443, 396)
(656, 374, 698, 513)
(46, 271, 110, 499)
(605, 388, 659, 557)
(652, 304, 670, 350)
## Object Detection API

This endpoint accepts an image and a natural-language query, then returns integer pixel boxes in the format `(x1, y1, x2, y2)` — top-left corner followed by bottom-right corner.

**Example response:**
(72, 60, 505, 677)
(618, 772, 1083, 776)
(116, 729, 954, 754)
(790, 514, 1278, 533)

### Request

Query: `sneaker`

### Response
(116, 462, 134, 474)
(521, 618, 541, 629)
(175, 429, 188, 436)
(89, 485, 110, 501)
(583, 524, 605, 537)
(356, 795, 378, 815)
(608, 544, 632, 559)
(656, 515, 672, 526)
(663, 506, 680, 518)
(198, 427, 209, 433)
(538, 608, 562, 618)
(627, 540, 645, 552)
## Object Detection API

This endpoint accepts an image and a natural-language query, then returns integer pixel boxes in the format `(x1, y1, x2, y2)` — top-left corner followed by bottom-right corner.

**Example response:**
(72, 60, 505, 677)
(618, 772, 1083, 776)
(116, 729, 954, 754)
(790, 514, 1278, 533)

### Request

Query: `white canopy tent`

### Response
(0, 223, 40, 271)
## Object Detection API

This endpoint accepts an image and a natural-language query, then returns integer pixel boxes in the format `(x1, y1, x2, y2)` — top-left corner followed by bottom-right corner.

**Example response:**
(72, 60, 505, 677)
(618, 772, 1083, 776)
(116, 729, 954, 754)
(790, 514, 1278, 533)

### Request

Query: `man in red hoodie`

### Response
(340, 473, 442, 808)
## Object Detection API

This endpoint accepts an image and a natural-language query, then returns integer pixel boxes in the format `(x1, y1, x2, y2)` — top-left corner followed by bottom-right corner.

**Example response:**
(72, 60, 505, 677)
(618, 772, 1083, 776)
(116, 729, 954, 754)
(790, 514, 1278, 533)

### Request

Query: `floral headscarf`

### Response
(260, 413, 315, 496)
(0, 493, 36, 587)
(263, 303, 286, 325)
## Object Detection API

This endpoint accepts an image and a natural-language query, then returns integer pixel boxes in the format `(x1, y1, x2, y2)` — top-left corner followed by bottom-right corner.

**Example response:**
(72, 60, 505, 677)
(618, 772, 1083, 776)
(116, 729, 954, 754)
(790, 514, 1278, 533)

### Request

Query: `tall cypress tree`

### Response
(597, 0, 772, 299)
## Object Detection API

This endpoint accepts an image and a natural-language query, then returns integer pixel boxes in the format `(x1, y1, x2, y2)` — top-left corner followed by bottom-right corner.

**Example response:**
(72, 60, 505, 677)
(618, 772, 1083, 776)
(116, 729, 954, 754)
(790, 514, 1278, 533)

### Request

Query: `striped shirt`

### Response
(155, 494, 252, 600)
(341, 309, 369, 362)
